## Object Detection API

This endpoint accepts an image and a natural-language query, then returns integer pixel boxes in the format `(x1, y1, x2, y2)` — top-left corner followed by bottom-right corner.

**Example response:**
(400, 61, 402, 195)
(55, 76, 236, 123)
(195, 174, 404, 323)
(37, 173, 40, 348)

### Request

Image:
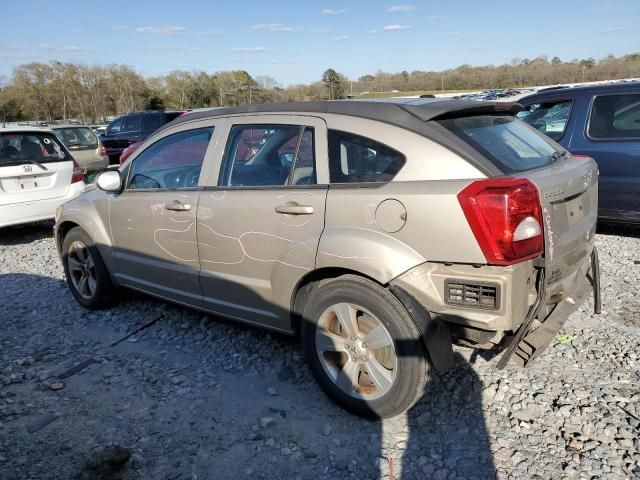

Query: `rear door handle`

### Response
(275, 204, 314, 215)
(165, 201, 191, 211)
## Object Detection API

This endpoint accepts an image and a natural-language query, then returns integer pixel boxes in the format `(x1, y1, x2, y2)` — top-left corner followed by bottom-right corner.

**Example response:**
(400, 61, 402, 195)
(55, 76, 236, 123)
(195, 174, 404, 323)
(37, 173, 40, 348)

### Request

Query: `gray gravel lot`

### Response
(0, 221, 639, 480)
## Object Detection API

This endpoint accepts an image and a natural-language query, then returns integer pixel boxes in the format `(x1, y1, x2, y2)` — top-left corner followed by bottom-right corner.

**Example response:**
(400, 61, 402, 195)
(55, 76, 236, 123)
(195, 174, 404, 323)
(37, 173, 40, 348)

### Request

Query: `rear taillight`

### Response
(71, 160, 85, 183)
(99, 143, 107, 157)
(458, 178, 543, 265)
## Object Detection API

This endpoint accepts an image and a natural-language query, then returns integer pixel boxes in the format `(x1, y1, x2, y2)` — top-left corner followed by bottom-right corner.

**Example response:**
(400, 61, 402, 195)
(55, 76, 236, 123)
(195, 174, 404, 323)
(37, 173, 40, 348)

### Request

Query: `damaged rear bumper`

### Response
(390, 246, 601, 370)
(497, 246, 601, 368)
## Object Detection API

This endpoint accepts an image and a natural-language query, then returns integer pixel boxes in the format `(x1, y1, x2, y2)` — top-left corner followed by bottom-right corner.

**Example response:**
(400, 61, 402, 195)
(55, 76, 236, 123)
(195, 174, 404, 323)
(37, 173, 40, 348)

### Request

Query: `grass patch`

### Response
(555, 333, 576, 344)
(353, 89, 472, 98)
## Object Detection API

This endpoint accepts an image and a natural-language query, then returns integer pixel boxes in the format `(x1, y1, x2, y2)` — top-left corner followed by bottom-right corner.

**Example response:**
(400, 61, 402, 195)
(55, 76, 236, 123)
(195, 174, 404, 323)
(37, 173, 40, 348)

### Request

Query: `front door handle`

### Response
(165, 201, 191, 211)
(275, 204, 314, 215)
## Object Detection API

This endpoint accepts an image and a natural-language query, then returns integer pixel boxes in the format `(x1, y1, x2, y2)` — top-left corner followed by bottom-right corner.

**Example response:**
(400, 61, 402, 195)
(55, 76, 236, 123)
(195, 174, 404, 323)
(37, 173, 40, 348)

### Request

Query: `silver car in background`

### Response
(51, 125, 109, 173)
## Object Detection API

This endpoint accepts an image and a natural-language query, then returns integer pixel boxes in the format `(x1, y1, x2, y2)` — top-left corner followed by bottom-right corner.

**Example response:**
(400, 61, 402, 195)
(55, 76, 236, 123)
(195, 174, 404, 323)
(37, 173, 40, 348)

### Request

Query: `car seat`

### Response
(20, 139, 43, 160)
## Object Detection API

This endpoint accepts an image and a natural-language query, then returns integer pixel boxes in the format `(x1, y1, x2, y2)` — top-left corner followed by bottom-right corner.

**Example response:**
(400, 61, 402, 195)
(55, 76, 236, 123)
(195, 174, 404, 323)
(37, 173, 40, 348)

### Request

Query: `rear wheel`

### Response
(301, 275, 431, 418)
(61, 227, 116, 309)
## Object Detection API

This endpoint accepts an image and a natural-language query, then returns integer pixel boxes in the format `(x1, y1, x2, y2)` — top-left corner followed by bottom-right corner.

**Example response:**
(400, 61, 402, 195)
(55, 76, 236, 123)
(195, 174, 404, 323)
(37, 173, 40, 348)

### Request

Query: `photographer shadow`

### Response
(397, 351, 496, 479)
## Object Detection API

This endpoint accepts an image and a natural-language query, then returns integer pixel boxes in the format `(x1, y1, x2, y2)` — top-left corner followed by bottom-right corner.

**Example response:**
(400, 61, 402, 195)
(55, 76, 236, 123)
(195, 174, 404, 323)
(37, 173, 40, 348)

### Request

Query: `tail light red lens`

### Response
(99, 143, 107, 157)
(71, 160, 85, 183)
(458, 178, 543, 265)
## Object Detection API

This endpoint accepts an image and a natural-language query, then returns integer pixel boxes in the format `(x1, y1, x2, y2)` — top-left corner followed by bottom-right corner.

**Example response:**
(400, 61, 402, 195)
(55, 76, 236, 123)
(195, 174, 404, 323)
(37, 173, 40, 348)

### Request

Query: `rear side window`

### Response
(438, 115, 558, 174)
(328, 130, 405, 183)
(517, 100, 572, 141)
(588, 94, 640, 140)
(0, 132, 70, 166)
(128, 127, 213, 190)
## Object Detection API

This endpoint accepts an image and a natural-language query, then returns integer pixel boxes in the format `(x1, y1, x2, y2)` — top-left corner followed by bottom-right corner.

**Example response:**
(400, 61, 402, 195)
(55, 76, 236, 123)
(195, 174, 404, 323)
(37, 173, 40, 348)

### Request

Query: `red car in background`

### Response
(119, 141, 142, 164)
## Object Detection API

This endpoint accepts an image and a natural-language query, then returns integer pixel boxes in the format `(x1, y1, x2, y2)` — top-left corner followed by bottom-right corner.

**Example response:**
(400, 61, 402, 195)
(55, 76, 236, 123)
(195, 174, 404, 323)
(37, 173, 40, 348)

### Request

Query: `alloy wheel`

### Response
(67, 241, 97, 300)
(315, 302, 397, 400)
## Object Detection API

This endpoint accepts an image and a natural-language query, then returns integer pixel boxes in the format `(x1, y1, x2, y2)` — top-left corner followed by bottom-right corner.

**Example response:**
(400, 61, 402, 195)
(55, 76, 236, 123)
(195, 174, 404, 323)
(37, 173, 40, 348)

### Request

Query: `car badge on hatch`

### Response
(22, 165, 32, 172)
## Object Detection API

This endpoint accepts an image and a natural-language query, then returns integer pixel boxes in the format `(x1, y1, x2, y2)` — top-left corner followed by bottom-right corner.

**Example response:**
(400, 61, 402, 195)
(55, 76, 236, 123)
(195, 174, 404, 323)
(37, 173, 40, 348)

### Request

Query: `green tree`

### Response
(322, 68, 345, 100)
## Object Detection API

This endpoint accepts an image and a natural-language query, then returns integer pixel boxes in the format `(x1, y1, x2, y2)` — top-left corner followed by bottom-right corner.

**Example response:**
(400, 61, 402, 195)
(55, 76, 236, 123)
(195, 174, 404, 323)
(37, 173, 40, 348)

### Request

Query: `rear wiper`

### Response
(21, 159, 48, 171)
(549, 150, 568, 162)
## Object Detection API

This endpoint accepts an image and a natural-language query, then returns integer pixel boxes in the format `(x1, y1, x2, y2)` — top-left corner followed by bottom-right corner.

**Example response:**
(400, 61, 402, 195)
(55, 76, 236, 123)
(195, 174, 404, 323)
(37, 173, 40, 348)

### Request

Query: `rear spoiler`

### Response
(401, 101, 523, 121)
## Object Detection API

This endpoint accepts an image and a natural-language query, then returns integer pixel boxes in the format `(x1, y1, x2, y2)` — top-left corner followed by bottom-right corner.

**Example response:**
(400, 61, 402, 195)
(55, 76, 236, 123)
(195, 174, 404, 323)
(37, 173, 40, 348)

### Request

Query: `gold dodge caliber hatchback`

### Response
(55, 99, 601, 418)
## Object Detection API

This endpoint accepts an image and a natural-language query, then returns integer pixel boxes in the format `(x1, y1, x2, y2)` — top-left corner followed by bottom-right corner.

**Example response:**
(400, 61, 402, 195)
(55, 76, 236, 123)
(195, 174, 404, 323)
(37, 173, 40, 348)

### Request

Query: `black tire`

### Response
(61, 227, 116, 310)
(300, 275, 431, 418)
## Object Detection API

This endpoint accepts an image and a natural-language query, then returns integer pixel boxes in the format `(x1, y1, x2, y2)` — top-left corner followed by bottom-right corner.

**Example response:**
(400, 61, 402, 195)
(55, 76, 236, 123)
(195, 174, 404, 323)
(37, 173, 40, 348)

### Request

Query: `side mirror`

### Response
(96, 170, 123, 193)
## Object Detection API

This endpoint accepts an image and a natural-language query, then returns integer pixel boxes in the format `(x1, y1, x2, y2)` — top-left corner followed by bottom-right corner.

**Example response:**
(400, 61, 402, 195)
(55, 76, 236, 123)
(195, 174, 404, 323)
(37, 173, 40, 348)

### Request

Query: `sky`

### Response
(1, 0, 639, 86)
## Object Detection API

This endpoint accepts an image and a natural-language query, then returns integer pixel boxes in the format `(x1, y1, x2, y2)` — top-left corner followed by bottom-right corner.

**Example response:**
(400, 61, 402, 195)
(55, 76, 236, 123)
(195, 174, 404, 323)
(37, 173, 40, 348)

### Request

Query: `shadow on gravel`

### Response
(401, 354, 496, 479)
(0, 221, 54, 246)
(596, 221, 640, 239)
(1, 251, 496, 478)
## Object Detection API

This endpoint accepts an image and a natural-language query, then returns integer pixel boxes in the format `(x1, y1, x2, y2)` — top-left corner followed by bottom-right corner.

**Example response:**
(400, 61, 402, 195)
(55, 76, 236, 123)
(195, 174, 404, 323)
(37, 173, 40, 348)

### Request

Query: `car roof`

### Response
(0, 126, 54, 134)
(164, 98, 521, 131)
(121, 110, 184, 116)
(155, 98, 522, 178)
(50, 124, 93, 129)
(520, 81, 640, 103)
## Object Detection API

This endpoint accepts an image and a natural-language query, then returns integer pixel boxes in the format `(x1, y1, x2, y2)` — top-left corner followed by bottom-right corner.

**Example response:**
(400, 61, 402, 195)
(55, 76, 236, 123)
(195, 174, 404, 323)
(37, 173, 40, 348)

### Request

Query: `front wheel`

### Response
(300, 275, 431, 418)
(61, 227, 116, 309)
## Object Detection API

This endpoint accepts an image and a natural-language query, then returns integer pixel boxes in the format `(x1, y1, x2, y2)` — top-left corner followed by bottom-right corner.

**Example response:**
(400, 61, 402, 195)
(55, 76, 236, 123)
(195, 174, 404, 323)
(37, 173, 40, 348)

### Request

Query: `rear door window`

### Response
(517, 100, 572, 141)
(327, 130, 406, 183)
(122, 115, 141, 133)
(588, 93, 640, 140)
(219, 124, 316, 187)
(142, 114, 166, 132)
(439, 115, 558, 174)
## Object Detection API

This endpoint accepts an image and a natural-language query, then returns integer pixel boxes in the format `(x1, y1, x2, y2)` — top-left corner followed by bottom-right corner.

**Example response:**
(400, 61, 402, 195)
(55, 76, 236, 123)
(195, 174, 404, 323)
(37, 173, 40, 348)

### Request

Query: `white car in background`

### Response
(0, 127, 86, 228)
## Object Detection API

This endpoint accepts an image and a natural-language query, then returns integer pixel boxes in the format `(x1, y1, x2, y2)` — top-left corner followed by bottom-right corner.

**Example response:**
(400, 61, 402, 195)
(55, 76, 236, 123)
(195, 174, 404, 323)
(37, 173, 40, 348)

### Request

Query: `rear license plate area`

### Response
(17, 176, 40, 190)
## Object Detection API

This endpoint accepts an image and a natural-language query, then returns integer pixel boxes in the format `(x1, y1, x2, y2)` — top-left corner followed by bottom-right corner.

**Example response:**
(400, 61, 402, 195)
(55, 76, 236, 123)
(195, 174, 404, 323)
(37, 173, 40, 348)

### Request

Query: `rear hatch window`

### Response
(438, 115, 560, 174)
(54, 127, 98, 151)
(0, 132, 71, 167)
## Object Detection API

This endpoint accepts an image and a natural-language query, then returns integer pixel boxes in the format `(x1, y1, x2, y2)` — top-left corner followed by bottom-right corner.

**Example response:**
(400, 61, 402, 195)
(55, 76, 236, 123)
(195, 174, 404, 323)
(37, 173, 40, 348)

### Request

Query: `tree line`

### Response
(0, 53, 638, 124)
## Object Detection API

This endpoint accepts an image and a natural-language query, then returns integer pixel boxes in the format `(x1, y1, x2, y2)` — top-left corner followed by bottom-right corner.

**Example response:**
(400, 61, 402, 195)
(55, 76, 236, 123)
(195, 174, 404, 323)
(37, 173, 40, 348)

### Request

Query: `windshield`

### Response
(0, 132, 70, 166)
(54, 127, 98, 148)
(438, 115, 559, 174)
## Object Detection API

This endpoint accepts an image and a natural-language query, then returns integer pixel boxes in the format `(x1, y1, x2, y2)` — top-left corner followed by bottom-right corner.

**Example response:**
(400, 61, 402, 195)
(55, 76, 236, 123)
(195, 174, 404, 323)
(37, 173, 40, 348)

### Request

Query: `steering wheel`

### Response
(183, 166, 201, 188)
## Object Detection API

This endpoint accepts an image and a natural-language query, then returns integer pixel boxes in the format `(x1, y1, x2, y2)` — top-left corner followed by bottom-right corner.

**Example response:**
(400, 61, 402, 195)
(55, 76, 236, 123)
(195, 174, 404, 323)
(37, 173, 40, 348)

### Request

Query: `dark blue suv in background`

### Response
(100, 110, 184, 164)
(518, 82, 640, 223)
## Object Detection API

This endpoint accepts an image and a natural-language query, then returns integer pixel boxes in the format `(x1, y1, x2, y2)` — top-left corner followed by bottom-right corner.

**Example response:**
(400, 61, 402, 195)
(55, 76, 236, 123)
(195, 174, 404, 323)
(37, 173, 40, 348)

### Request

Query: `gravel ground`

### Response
(0, 221, 639, 480)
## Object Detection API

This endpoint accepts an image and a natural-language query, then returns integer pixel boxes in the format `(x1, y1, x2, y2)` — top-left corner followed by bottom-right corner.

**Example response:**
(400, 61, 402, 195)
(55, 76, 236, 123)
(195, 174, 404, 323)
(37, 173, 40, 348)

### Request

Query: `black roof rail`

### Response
(537, 85, 568, 92)
(124, 110, 166, 115)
